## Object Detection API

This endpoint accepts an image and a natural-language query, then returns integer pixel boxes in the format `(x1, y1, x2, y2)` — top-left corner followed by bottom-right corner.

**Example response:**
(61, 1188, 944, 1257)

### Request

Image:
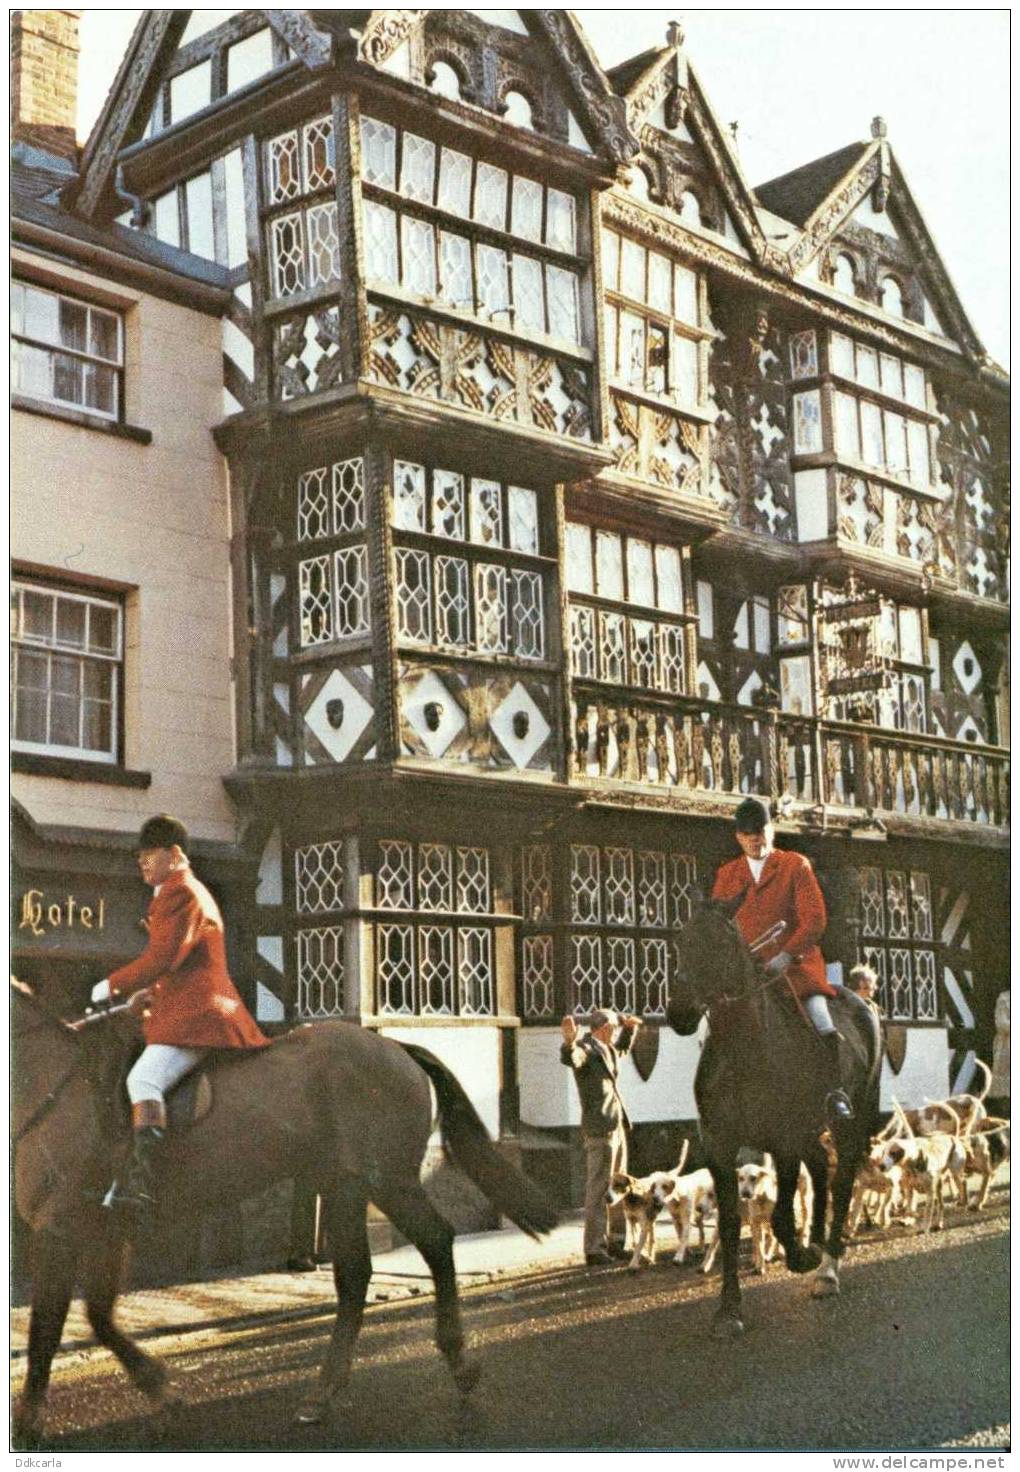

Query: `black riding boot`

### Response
(105, 1102, 166, 1213)
(821, 1032, 854, 1124)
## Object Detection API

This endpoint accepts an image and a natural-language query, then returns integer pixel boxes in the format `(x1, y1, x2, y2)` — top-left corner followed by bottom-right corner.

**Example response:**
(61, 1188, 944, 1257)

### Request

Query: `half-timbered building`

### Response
(12, 10, 1009, 1259)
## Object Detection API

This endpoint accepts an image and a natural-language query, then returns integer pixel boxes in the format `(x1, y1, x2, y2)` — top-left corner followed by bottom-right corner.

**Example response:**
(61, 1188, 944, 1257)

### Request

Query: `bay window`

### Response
(359, 116, 583, 345)
(601, 225, 705, 409)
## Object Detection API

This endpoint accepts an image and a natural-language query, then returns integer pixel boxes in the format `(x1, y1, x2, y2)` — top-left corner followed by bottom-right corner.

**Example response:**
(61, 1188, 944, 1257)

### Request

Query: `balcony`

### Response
(569, 687, 1009, 832)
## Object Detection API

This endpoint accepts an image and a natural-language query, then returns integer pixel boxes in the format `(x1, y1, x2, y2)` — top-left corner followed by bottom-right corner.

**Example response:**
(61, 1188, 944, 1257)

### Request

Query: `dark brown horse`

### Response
(11, 979, 556, 1443)
(667, 904, 881, 1336)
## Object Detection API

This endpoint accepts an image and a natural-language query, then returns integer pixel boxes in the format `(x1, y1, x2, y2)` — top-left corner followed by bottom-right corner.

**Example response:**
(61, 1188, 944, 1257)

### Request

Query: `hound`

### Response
(605, 1139, 691, 1270)
(964, 1119, 1010, 1210)
(659, 1167, 719, 1270)
(735, 1160, 778, 1273)
(879, 1125, 966, 1233)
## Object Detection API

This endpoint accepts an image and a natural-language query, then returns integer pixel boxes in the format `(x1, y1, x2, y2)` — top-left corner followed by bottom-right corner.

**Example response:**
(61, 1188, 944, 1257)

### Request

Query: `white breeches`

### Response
(127, 1044, 207, 1105)
(804, 994, 837, 1035)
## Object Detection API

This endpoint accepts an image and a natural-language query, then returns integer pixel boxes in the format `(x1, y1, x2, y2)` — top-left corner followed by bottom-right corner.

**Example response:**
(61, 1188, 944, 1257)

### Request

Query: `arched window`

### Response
(833, 253, 857, 295)
(881, 275, 904, 317)
(680, 189, 701, 225)
(627, 165, 651, 202)
(503, 90, 534, 130)
(428, 61, 461, 101)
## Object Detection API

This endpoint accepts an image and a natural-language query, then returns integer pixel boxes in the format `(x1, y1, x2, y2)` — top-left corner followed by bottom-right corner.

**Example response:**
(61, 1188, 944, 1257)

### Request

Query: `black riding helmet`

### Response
(733, 796, 771, 834)
(137, 814, 190, 854)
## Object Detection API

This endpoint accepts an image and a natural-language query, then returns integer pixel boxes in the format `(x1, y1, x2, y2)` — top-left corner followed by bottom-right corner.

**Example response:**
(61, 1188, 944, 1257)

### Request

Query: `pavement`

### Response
(10, 1212, 596, 1363)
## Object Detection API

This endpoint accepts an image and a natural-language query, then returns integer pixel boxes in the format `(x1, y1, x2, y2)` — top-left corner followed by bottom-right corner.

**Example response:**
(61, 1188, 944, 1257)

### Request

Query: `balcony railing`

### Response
(569, 687, 1009, 828)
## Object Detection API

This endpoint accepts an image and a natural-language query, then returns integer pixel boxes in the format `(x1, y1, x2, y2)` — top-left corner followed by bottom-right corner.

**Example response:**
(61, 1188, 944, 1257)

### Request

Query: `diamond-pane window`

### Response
(522, 934, 554, 1018)
(363, 200, 399, 282)
(545, 188, 576, 251)
(395, 547, 432, 642)
(459, 927, 493, 1015)
(377, 924, 415, 1014)
(457, 847, 491, 913)
(885, 870, 910, 938)
(600, 611, 626, 683)
(439, 231, 473, 309)
(570, 606, 596, 679)
(521, 844, 552, 922)
(299, 554, 333, 646)
(306, 203, 341, 288)
(270, 212, 306, 297)
(909, 871, 933, 940)
(361, 116, 397, 188)
(435, 555, 470, 647)
(789, 329, 818, 380)
(418, 843, 453, 911)
(546, 264, 578, 342)
(474, 162, 508, 229)
(571, 933, 602, 1016)
(670, 854, 697, 928)
(604, 848, 635, 925)
(474, 563, 508, 652)
(333, 546, 370, 638)
(332, 456, 366, 533)
(393, 460, 426, 531)
(860, 867, 885, 937)
(511, 570, 544, 659)
(438, 146, 472, 214)
(629, 618, 657, 689)
(470, 478, 503, 546)
(296, 926, 344, 1017)
(508, 486, 538, 554)
(431, 469, 465, 539)
(913, 949, 938, 1019)
(377, 840, 414, 908)
(512, 253, 545, 334)
(477, 245, 510, 318)
(660, 624, 686, 693)
(401, 215, 437, 296)
(295, 840, 345, 913)
(297, 466, 330, 541)
(511, 176, 543, 242)
(605, 936, 636, 1013)
(638, 851, 667, 928)
(400, 132, 436, 203)
(571, 845, 601, 924)
(418, 925, 454, 1014)
(267, 130, 301, 203)
(303, 114, 335, 191)
(640, 938, 669, 1017)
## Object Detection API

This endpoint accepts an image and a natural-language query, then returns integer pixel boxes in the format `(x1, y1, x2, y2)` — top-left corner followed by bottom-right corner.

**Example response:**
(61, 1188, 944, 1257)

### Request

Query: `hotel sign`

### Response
(18, 889, 108, 937)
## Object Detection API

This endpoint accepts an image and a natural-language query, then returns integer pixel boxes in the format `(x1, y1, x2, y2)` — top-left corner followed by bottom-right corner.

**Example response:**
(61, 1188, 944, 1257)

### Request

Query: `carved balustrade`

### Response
(821, 721, 1009, 828)
(569, 691, 816, 802)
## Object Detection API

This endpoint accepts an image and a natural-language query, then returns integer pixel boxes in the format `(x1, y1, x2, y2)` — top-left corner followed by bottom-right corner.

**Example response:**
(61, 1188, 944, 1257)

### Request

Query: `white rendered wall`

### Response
(518, 1024, 707, 1129)
(879, 1026, 949, 1111)
(379, 1024, 501, 1139)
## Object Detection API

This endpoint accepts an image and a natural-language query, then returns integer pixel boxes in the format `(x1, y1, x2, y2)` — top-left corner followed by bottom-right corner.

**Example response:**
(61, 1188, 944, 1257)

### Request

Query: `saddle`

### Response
(97, 1043, 246, 1140)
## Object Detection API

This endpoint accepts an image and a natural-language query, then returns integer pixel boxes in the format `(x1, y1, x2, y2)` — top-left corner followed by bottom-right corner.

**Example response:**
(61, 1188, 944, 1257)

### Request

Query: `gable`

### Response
(611, 43, 769, 260)
(360, 9, 635, 164)
(781, 141, 980, 356)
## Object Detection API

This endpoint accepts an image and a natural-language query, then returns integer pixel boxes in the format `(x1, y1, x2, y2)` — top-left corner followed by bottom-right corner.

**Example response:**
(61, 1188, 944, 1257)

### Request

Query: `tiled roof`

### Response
(755, 142, 869, 227)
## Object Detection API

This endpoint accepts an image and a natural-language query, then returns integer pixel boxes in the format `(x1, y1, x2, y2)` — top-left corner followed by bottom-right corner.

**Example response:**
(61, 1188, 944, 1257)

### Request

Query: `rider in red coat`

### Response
(712, 797, 852, 1120)
(91, 815, 268, 1213)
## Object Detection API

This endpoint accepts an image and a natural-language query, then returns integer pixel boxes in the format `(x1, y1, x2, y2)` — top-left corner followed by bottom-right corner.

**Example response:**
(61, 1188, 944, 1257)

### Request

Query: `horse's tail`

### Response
(837, 987, 883, 1131)
(400, 1043, 558, 1239)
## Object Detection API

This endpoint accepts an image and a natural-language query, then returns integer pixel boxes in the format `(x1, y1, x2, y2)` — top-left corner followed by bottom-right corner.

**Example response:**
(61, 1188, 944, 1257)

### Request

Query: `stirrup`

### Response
(102, 1177, 156, 1212)
(826, 1089, 855, 1124)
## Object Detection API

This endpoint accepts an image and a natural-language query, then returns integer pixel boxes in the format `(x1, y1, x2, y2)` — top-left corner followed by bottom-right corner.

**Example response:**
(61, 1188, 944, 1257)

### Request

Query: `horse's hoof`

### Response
(451, 1355, 482, 1396)
(712, 1310, 745, 1339)
(785, 1242, 823, 1275)
(12, 1403, 43, 1452)
(295, 1392, 343, 1427)
(812, 1274, 840, 1298)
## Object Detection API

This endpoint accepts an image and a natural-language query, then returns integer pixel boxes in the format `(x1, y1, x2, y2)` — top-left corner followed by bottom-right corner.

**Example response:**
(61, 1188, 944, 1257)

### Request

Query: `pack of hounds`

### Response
(606, 1058, 1009, 1274)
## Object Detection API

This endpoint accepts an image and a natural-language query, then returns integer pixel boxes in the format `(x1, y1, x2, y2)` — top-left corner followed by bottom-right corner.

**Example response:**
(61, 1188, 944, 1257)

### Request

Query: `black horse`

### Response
(667, 903, 881, 1336)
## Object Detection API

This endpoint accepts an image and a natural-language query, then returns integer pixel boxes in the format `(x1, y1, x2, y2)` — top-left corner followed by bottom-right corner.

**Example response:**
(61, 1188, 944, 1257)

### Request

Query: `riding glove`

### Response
(91, 978, 111, 1004)
(764, 951, 793, 977)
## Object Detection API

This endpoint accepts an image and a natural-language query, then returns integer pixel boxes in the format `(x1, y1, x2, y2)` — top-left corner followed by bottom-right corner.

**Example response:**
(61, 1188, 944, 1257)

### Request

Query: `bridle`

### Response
(683, 918, 790, 1015)
(10, 990, 112, 1146)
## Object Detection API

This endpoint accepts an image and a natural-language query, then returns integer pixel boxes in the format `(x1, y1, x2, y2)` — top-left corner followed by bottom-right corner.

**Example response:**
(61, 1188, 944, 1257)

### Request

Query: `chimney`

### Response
(11, 10, 82, 163)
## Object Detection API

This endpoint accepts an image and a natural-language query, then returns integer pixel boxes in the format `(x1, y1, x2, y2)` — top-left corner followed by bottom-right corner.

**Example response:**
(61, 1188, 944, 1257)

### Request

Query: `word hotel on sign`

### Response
(18, 889, 107, 936)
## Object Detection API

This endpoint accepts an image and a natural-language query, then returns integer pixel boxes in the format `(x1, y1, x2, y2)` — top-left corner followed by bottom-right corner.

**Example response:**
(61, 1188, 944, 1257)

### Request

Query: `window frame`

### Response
(358, 113, 586, 351)
(11, 279, 124, 424)
(11, 576, 125, 766)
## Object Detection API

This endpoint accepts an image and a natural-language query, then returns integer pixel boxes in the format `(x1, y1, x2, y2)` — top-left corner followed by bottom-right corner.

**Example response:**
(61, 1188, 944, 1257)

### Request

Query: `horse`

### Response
(11, 978, 556, 1444)
(666, 903, 881, 1337)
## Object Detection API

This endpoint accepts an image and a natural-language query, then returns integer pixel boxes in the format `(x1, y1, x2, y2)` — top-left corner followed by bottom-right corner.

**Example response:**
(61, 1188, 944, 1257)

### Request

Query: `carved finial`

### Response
(871, 116, 887, 139)
(666, 19, 684, 48)
(729, 120, 739, 143)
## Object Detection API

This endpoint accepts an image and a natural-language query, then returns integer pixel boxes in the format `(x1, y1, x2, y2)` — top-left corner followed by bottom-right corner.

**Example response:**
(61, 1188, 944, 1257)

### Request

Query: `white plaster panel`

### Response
(518, 1025, 706, 1128)
(879, 1025, 949, 1112)
(379, 1025, 501, 1139)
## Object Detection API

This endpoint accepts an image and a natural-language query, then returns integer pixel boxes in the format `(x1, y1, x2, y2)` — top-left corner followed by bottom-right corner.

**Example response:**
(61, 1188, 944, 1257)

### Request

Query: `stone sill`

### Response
(12, 751, 152, 788)
(12, 395, 153, 444)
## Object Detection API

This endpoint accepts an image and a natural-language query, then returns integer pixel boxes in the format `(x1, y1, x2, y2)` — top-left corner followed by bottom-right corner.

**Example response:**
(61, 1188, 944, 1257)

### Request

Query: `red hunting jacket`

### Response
(108, 869, 269, 1050)
(711, 848, 835, 1000)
